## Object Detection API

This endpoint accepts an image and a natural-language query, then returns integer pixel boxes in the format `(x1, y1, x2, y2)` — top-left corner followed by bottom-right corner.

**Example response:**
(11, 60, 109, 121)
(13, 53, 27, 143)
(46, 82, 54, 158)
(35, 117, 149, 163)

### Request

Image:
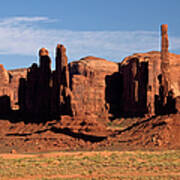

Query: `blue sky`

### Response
(0, 0, 180, 69)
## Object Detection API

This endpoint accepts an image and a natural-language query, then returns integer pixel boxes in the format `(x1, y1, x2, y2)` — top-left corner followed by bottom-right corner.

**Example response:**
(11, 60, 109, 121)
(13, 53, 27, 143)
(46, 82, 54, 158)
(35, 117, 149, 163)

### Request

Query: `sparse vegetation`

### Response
(0, 150, 180, 180)
(107, 117, 141, 130)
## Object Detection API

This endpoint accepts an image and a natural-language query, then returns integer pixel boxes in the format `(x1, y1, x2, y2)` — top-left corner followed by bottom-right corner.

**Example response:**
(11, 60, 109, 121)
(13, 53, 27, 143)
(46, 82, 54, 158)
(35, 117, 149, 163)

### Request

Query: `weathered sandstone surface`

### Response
(69, 56, 119, 122)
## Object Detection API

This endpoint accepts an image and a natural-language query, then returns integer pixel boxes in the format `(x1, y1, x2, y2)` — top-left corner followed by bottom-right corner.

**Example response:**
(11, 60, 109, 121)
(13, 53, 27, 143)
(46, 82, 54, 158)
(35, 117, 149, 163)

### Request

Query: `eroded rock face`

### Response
(5, 68, 27, 110)
(0, 64, 9, 84)
(69, 56, 119, 122)
(121, 51, 180, 116)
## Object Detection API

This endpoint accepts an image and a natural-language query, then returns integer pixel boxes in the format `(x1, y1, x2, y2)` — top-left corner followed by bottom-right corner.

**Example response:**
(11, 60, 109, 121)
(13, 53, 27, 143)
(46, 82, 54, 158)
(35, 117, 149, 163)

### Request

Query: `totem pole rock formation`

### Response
(53, 44, 72, 116)
(38, 48, 52, 116)
(55, 44, 69, 87)
(0, 24, 179, 121)
(17, 45, 72, 120)
(21, 47, 52, 117)
(161, 24, 170, 105)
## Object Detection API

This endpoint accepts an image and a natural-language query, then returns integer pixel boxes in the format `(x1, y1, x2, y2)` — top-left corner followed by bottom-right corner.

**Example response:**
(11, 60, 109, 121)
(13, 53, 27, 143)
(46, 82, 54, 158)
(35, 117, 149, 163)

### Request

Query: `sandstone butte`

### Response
(0, 24, 179, 124)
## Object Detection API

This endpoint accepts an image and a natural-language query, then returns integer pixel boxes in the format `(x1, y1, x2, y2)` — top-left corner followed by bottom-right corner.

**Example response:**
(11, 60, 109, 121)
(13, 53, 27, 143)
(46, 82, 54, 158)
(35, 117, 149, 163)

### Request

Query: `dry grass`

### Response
(0, 150, 180, 180)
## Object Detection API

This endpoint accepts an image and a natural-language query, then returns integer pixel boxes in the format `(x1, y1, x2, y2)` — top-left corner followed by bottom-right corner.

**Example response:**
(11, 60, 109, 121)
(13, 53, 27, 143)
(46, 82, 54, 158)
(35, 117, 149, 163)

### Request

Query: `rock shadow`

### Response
(105, 72, 123, 120)
(6, 126, 107, 143)
(0, 95, 11, 118)
(155, 74, 177, 115)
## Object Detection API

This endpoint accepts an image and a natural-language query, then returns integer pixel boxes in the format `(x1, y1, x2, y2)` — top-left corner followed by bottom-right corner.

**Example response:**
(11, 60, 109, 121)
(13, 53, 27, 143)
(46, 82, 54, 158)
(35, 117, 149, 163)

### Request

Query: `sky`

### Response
(0, 0, 180, 69)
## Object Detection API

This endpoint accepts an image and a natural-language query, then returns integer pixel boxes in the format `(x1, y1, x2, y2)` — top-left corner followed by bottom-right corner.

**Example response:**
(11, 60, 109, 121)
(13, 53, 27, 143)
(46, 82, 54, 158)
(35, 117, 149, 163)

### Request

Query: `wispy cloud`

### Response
(0, 16, 179, 63)
(0, 16, 56, 26)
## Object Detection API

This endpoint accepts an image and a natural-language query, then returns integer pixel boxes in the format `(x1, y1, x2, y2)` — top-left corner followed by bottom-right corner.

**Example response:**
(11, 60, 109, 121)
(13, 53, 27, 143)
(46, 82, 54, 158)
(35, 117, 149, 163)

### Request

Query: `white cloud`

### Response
(0, 16, 55, 26)
(0, 16, 179, 63)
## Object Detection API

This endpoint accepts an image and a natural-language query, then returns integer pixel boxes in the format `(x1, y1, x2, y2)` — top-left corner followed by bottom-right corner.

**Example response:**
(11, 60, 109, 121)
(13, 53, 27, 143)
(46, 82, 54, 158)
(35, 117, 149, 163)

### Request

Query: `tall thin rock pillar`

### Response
(56, 44, 69, 88)
(161, 24, 170, 105)
(38, 48, 52, 117)
(54, 44, 72, 116)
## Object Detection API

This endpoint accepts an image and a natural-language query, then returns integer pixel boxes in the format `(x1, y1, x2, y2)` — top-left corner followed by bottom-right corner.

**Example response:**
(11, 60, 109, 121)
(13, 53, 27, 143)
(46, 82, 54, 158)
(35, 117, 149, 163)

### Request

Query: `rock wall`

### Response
(69, 56, 119, 121)
(121, 51, 180, 116)
(120, 57, 149, 116)
(0, 66, 27, 112)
